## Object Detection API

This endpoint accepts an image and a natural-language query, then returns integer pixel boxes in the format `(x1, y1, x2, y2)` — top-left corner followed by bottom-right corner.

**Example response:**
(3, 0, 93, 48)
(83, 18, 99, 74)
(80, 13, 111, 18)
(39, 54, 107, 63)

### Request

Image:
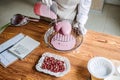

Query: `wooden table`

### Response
(0, 20, 120, 80)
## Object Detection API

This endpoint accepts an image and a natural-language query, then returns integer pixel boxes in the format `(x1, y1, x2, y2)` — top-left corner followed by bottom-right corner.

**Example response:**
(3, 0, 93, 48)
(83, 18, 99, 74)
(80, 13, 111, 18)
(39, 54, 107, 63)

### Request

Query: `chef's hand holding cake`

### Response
(34, 0, 92, 35)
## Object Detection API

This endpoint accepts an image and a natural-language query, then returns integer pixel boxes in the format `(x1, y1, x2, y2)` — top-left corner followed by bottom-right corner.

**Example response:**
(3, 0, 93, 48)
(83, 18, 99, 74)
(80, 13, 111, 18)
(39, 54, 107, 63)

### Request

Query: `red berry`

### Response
(41, 56, 65, 73)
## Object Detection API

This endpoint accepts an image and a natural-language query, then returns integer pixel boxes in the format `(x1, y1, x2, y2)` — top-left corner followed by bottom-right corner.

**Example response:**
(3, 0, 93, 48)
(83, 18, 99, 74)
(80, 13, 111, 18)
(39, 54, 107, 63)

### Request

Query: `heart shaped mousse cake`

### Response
(36, 52, 70, 77)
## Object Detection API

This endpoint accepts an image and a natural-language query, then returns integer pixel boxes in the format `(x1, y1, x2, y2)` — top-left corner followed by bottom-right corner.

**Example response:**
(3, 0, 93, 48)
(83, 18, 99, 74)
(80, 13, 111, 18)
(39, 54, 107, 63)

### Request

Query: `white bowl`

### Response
(87, 57, 115, 79)
(104, 75, 120, 80)
(117, 66, 120, 74)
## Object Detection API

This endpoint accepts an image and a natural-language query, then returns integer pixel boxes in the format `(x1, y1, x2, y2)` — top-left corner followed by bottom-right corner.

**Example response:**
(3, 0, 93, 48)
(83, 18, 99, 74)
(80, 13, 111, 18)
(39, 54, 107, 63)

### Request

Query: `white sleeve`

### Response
(76, 0, 92, 26)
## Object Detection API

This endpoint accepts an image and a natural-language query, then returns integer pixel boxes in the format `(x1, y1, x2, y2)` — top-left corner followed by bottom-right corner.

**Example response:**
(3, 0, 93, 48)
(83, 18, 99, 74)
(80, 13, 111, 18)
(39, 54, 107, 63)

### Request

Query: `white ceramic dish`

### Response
(117, 66, 120, 74)
(104, 75, 120, 80)
(87, 57, 115, 79)
(35, 52, 70, 77)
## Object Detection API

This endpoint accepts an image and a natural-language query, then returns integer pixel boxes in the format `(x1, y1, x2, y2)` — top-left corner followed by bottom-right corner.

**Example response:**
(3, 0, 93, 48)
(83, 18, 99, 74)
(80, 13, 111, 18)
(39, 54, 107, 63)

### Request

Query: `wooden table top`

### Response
(0, 20, 120, 80)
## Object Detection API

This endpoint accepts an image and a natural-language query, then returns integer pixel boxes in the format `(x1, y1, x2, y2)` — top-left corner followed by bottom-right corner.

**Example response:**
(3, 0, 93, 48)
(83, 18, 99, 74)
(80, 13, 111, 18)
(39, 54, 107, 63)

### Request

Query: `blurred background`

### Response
(0, 0, 120, 36)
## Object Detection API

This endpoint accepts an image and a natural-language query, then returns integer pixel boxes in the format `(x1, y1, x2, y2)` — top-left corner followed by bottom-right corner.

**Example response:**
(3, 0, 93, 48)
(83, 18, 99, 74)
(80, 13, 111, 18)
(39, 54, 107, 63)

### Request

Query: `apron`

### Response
(55, 0, 80, 22)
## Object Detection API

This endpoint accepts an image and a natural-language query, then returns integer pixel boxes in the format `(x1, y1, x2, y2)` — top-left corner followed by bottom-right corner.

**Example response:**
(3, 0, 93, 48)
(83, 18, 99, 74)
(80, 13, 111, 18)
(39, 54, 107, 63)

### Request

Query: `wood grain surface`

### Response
(0, 20, 120, 80)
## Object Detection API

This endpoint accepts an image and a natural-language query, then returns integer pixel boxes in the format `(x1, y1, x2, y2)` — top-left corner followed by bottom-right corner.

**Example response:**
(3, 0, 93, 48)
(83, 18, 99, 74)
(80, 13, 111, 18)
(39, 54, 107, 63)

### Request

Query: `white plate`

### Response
(35, 52, 70, 77)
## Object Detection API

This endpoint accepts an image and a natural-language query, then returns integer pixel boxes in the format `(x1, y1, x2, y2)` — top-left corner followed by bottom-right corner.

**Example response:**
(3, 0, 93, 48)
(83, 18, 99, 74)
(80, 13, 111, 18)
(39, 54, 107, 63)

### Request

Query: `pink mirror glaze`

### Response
(51, 33, 76, 50)
(54, 20, 72, 35)
(34, 2, 57, 19)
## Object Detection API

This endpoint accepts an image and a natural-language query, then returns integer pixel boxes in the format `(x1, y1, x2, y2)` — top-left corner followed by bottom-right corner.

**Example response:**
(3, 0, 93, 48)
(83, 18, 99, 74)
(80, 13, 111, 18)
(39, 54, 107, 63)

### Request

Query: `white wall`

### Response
(105, 0, 120, 5)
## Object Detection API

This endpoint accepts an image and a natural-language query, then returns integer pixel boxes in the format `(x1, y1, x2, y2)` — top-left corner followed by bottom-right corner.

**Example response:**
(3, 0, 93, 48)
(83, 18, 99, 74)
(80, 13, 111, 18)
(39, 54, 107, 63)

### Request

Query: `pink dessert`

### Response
(51, 33, 76, 50)
(54, 20, 72, 35)
(34, 2, 57, 19)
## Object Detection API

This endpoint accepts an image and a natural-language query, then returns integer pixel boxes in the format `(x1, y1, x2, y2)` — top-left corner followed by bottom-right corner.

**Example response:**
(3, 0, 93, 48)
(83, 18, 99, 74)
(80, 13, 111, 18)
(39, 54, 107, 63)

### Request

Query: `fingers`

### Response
(78, 23, 87, 35)
(78, 26, 87, 35)
(73, 23, 81, 35)
(45, 0, 50, 6)
(73, 22, 87, 35)
(73, 27, 81, 35)
(42, 0, 45, 4)
(42, 0, 52, 7)
(49, 0, 52, 6)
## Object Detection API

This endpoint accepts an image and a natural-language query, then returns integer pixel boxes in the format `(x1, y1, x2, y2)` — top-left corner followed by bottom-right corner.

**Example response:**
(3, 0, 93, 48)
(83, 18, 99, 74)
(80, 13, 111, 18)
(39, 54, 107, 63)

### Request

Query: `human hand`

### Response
(73, 22, 87, 35)
(34, 2, 57, 19)
(42, 0, 52, 7)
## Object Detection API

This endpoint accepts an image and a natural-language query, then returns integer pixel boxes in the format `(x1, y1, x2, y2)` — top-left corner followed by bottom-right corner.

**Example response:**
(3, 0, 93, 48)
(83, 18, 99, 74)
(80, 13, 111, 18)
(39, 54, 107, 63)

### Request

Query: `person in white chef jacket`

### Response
(41, 0, 92, 35)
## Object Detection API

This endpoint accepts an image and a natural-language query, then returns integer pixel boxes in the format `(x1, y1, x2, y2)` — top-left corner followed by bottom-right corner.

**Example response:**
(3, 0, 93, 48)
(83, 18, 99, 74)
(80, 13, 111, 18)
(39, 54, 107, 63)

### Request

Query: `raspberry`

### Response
(41, 56, 65, 73)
